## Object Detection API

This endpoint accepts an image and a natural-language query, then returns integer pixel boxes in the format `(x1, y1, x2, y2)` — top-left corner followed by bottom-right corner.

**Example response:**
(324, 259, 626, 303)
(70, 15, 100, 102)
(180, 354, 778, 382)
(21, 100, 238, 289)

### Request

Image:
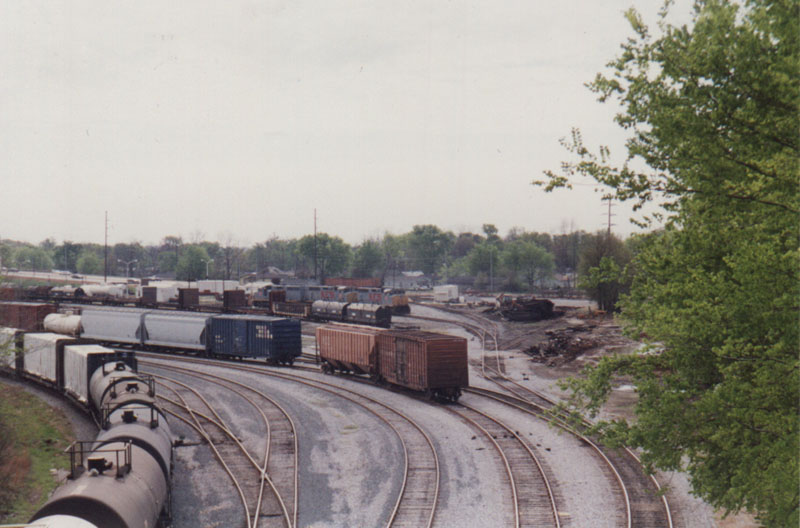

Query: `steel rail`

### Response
(449, 405, 520, 528)
(459, 401, 560, 527)
(151, 363, 298, 528)
(466, 386, 641, 528)
(145, 363, 296, 528)
(154, 376, 254, 528)
(152, 373, 287, 527)
(411, 308, 637, 528)
(478, 364, 673, 528)
(139, 352, 440, 528)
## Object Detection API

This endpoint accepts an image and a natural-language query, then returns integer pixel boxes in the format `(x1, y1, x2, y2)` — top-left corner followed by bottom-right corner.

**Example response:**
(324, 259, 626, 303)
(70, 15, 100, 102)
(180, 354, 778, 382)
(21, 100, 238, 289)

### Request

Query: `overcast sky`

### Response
(0, 1, 692, 247)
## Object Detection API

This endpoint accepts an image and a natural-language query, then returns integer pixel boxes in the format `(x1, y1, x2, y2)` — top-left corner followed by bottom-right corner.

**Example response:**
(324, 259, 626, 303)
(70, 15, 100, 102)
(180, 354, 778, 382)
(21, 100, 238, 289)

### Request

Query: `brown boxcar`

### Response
(178, 288, 200, 309)
(223, 290, 247, 311)
(376, 330, 468, 401)
(0, 302, 56, 331)
(316, 324, 383, 375)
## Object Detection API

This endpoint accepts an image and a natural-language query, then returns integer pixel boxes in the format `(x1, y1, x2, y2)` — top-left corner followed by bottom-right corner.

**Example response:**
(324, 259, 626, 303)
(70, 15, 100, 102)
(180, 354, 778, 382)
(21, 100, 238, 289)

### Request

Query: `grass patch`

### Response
(0, 382, 75, 523)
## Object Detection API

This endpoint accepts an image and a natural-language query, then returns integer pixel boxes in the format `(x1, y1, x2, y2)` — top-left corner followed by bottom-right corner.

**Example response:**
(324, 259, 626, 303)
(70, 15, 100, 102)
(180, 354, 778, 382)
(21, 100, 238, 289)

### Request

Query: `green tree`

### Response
(451, 232, 483, 259)
(297, 233, 351, 282)
(13, 246, 54, 271)
(53, 242, 82, 272)
(578, 233, 632, 312)
(482, 223, 500, 244)
(351, 240, 384, 278)
(175, 246, 210, 282)
(406, 225, 454, 275)
(537, 1, 799, 524)
(501, 240, 555, 291)
(380, 233, 409, 281)
(579, 256, 626, 312)
(466, 242, 496, 276)
(552, 231, 586, 274)
(157, 252, 177, 274)
(76, 252, 102, 275)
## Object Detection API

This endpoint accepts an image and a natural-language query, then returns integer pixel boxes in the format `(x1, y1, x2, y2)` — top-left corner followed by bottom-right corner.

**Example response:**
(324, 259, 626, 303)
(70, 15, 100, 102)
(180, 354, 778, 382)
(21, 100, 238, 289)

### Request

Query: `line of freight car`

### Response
(254, 284, 411, 315)
(315, 324, 469, 402)
(310, 300, 393, 327)
(47, 306, 303, 365)
(0, 328, 172, 528)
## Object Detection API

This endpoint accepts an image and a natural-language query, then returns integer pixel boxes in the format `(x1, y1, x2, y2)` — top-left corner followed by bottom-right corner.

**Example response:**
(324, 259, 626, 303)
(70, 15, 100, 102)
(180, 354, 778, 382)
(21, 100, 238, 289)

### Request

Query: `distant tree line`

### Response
(0, 225, 637, 305)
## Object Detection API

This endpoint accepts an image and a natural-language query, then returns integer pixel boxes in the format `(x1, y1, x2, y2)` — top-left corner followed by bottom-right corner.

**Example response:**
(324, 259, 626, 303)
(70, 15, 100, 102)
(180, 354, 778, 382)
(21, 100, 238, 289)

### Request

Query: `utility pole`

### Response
(603, 198, 615, 236)
(104, 211, 108, 283)
(313, 208, 318, 282)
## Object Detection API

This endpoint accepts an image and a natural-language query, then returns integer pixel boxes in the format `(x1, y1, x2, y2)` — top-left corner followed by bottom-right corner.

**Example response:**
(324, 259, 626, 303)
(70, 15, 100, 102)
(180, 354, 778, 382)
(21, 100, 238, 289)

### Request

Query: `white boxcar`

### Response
(80, 308, 146, 344)
(63, 344, 116, 404)
(197, 280, 241, 295)
(24, 333, 73, 383)
(143, 312, 210, 351)
(433, 284, 459, 302)
(0, 327, 19, 369)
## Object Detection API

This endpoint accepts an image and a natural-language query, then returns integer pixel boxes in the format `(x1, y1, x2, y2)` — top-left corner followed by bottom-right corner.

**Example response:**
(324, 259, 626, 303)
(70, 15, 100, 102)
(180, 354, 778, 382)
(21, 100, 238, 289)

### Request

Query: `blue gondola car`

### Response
(206, 314, 301, 364)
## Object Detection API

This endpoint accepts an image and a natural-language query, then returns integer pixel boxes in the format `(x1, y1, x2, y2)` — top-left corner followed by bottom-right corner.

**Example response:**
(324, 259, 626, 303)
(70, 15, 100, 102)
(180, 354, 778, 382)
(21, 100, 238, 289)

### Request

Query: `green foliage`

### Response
(247, 238, 294, 275)
(578, 256, 624, 312)
(175, 245, 210, 281)
(75, 251, 102, 275)
(451, 232, 483, 259)
(351, 240, 384, 278)
(406, 225, 455, 275)
(297, 233, 351, 281)
(52, 241, 81, 272)
(12, 246, 53, 272)
(551, 231, 586, 273)
(466, 242, 497, 276)
(538, 1, 799, 524)
(157, 251, 177, 273)
(578, 233, 632, 311)
(501, 240, 555, 291)
(0, 384, 73, 523)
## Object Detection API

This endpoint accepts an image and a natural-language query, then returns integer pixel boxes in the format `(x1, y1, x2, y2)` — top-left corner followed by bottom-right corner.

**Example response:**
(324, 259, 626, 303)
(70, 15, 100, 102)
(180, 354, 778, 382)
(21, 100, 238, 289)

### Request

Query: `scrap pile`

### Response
(525, 325, 599, 366)
(495, 295, 561, 322)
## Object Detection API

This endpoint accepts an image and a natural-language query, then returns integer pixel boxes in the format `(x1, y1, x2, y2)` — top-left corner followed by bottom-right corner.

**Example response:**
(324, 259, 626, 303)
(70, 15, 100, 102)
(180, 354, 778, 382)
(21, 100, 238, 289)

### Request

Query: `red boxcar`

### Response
(316, 324, 383, 375)
(0, 302, 56, 331)
(376, 330, 468, 401)
(317, 324, 469, 401)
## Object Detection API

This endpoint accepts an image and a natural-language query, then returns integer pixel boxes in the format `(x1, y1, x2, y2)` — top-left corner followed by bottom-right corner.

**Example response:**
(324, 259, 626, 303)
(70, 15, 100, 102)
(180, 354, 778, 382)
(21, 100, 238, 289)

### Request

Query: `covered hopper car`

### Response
(79, 306, 301, 364)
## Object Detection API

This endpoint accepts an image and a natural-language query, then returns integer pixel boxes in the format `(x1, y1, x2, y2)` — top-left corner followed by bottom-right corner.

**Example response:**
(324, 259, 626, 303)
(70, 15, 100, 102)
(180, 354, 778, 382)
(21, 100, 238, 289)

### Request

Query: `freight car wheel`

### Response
(321, 363, 332, 374)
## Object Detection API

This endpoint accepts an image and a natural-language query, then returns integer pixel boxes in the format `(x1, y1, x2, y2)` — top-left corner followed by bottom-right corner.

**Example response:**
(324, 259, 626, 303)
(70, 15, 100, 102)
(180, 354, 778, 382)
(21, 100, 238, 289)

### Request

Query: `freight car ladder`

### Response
(66, 440, 132, 479)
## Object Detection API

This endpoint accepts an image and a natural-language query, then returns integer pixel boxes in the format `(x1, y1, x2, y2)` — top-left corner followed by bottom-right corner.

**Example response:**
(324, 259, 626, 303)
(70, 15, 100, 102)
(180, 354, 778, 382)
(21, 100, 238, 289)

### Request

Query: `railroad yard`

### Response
(3, 300, 726, 528)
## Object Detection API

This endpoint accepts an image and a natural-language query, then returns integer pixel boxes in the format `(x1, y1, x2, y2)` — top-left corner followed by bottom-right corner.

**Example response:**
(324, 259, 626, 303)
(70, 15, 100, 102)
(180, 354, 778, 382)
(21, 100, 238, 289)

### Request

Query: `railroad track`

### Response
(409, 306, 674, 528)
(448, 401, 561, 527)
(142, 363, 298, 528)
(138, 352, 440, 528)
